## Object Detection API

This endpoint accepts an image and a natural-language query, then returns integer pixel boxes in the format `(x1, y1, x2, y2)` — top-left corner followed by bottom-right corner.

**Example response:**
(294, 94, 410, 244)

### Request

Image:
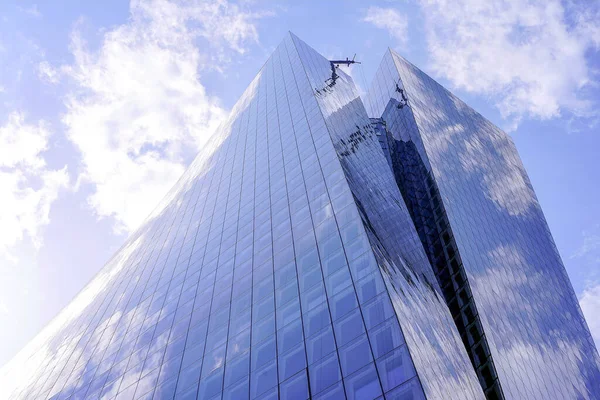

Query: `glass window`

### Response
(253, 296, 275, 322)
(254, 279, 274, 302)
(223, 376, 249, 400)
(275, 262, 296, 287)
(205, 326, 228, 353)
(203, 344, 226, 377)
(329, 286, 358, 321)
(308, 352, 341, 395)
(229, 308, 251, 337)
(153, 377, 177, 400)
(368, 318, 405, 358)
(278, 319, 304, 354)
(362, 293, 395, 330)
(324, 267, 352, 297)
(188, 319, 208, 343)
(376, 345, 416, 392)
(306, 326, 336, 365)
(181, 341, 204, 367)
(254, 387, 279, 400)
(251, 363, 278, 398)
(277, 281, 299, 307)
(322, 249, 346, 277)
(277, 299, 301, 328)
(175, 381, 199, 399)
(280, 370, 310, 400)
(300, 267, 322, 293)
(198, 368, 224, 399)
(354, 271, 386, 305)
(279, 345, 307, 381)
(385, 377, 425, 400)
(300, 282, 327, 312)
(333, 308, 365, 346)
(311, 381, 345, 400)
(304, 302, 330, 337)
(224, 353, 250, 388)
(227, 329, 251, 360)
(344, 363, 382, 400)
(252, 335, 276, 371)
(252, 315, 275, 345)
(339, 334, 373, 377)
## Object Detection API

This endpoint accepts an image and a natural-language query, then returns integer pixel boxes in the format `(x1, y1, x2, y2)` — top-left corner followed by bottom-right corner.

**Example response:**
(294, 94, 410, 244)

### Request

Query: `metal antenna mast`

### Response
(329, 54, 361, 68)
(316, 54, 361, 95)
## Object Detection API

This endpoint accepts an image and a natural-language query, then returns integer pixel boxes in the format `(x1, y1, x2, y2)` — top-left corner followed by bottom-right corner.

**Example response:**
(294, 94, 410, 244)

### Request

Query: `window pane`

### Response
(344, 363, 382, 400)
(280, 370, 310, 400)
(376, 345, 416, 392)
(309, 352, 341, 395)
(339, 334, 373, 377)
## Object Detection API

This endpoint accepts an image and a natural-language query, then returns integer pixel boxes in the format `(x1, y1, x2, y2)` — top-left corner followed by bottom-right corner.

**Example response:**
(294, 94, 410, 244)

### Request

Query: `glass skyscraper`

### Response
(1, 33, 598, 400)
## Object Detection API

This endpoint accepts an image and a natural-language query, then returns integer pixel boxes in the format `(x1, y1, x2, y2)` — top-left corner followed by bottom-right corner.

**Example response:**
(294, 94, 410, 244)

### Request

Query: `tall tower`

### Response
(366, 49, 600, 399)
(1, 34, 598, 400)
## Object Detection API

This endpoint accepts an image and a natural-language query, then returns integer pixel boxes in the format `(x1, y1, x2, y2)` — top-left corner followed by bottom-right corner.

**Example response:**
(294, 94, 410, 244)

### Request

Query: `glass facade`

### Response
(1, 34, 598, 400)
(366, 49, 600, 399)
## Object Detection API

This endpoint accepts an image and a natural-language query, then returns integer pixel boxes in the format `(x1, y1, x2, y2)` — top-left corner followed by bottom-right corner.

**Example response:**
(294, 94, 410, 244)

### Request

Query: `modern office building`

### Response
(366, 49, 600, 399)
(1, 33, 598, 400)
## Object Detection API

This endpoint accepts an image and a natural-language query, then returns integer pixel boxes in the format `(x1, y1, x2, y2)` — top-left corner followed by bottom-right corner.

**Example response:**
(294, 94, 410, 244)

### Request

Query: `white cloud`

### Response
(579, 284, 600, 348)
(0, 113, 50, 169)
(37, 61, 61, 84)
(571, 226, 600, 260)
(471, 244, 600, 396)
(0, 112, 69, 259)
(452, 117, 536, 216)
(363, 6, 409, 46)
(190, 0, 268, 53)
(59, 0, 270, 233)
(417, 0, 600, 124)
(571, 225, 600, 285)
(18, 4, 42, 18)
(496, 338, 594, 398)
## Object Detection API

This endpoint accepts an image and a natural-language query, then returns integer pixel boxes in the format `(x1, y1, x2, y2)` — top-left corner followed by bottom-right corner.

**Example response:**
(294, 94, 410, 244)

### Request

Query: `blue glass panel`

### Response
(308, 352, 342, 395)
(280, 370, 309, 400)
(344, 363, 382, 400)
(367, 47, 600, 399)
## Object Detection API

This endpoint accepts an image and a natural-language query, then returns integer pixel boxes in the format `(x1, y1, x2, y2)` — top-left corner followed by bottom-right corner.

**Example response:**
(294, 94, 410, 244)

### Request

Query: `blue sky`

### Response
(0, 0, 599, 368)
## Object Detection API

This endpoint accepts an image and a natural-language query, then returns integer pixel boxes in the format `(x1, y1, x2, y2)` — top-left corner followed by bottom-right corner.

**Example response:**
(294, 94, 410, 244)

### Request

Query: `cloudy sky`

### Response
(0, 0, 599, 367)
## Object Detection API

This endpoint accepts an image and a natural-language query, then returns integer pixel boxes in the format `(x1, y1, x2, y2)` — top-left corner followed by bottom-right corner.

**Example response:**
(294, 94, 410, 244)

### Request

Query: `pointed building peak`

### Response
(388, 47, 407, 61)
(287, 31, 305, 43)
(287, 31, 311, 49)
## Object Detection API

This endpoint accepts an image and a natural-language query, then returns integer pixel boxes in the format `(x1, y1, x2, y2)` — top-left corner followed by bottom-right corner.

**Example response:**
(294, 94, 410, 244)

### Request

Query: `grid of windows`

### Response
(3, 34, 455, 400)
(366, 49, 600, 399)
(380, 131, 503, 399)
(292, 36, 484, 400)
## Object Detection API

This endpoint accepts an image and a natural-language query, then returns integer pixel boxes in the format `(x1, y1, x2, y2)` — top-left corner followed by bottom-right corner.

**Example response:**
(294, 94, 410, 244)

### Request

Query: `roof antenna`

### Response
(330, 54, 361, 68)
(320, 54, 361, 92)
